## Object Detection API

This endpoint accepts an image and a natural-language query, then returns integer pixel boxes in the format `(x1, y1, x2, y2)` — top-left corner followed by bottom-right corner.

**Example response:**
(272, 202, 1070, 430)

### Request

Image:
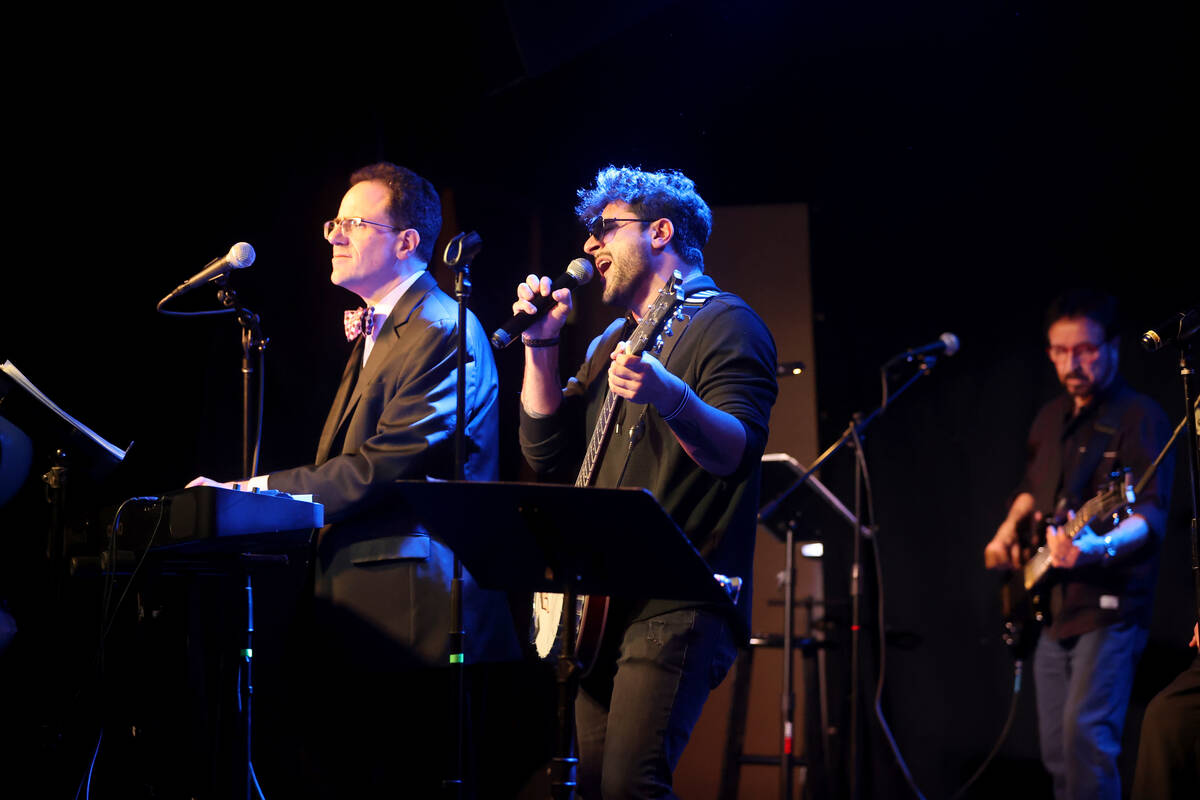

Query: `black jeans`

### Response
(575, 607, 737, 799)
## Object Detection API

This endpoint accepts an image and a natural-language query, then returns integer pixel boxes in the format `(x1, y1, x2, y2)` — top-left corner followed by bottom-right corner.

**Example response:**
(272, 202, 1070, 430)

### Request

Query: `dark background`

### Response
(1, 2, 1195, 798)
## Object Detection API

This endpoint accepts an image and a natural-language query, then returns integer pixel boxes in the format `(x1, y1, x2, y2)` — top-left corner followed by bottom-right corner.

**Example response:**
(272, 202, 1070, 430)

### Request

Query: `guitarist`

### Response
(984, 289, 1173, 800)
(513, 165, 778, 799)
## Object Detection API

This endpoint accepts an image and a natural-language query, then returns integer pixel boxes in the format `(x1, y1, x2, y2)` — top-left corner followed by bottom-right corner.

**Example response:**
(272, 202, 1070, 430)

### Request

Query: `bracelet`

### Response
(661, 384, 691, 421)
(522, 334, 560, 348)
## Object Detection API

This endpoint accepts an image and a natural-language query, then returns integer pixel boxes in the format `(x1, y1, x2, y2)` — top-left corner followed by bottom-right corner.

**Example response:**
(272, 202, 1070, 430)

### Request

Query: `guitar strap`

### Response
(610, 290, 719, 486)
(1060, 388, 1135, 513)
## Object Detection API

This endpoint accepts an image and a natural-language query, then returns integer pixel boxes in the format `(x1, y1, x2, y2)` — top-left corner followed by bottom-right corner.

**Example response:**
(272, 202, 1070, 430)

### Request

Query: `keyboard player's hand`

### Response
(186, 476, 240, 490)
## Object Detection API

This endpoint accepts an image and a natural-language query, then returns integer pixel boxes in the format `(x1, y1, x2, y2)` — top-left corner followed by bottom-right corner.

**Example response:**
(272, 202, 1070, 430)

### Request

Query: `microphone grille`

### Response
(567, 257, 594, 285)
(228, 242, 256, 268)
(939, 332, 961, 356)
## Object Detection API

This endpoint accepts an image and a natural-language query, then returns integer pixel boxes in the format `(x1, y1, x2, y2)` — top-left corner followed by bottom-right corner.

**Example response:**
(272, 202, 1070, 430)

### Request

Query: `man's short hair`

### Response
(575, 166, 713, 268)
(1045, 288, 1121, 341)
(349, 162, 442, 264)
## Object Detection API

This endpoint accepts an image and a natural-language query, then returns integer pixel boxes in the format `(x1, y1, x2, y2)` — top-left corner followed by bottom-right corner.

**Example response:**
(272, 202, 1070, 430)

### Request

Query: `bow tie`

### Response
(344, 306, 377, 342)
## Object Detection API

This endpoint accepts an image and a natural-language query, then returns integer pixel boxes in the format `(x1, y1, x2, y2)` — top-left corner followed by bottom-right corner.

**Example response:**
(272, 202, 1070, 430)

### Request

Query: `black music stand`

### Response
(386, 480, 738, 800)
(757, 454, 871, 800)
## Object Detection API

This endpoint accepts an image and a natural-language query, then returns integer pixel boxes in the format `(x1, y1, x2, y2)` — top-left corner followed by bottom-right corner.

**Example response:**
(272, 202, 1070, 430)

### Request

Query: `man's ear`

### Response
(393, 228, 420, 261)
(647, 217, 675, 253)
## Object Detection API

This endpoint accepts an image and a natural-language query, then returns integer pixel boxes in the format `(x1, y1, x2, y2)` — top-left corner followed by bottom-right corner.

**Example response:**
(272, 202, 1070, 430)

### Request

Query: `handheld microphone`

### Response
(491, 258, 594, 349)
(888, 332, 960, 364)
(162, 242, 256, 302)
(1140, 306, 1199, 352)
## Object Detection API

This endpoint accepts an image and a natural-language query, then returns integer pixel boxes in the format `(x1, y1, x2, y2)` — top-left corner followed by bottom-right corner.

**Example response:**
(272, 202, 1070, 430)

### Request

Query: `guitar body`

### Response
(532, 591, 610, 672)
(530, 273, 688, 671)
(999, 471, 1135, 660)
(1000, 545, 1052, 660)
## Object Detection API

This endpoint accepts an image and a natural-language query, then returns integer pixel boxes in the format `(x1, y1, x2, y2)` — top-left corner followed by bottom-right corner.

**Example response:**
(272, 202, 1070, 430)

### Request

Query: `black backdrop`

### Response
(1, 2, 1195, 798)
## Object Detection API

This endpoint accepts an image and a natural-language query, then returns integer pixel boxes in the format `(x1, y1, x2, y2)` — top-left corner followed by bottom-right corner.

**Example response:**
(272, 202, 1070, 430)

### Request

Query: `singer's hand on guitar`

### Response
(513, 274, 573, 340)
(607, 341, 680, 409)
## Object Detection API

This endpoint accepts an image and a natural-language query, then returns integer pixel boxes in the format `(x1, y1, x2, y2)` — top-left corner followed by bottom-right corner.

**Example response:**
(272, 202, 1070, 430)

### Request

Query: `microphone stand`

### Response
(759, 353, 944, 800)
(213, 280, 268, 480)
(213, 279, 268, 800)
(442, 231, 482, 799)
(156, 269, 268, 798)
(1169, 344, 1200, 625)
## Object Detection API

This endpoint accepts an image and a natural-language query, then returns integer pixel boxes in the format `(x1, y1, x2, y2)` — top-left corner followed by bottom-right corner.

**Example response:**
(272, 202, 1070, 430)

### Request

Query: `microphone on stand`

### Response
(1141, 306, 1199, 352)
(886, 332, 960, 365)
(159, 242, 256, 306)
(491, 258, 594, 349)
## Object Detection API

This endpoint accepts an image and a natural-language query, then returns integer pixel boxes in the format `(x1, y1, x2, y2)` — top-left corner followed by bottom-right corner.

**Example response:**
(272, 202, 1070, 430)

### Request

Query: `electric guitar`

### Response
(531, 271, 689, 669)
(1000, 469, 1135, 659)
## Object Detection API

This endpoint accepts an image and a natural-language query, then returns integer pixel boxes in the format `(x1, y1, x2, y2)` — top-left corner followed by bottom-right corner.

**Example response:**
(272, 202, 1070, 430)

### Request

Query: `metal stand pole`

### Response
(1175, 346, 1200, 624)
(242, 571, 254, 800)
(552, 586, 581, 800)
(443, 231, 483, 799)
(780, 522, 795, 800)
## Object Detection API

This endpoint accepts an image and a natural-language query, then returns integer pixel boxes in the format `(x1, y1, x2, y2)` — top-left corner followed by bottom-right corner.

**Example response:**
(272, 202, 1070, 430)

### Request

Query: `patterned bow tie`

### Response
(344, 306, 376, 342)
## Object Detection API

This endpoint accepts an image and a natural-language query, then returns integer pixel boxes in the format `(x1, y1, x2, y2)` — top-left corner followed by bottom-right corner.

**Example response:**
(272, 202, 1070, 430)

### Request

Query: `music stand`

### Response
(758, 453, 870, 800)
(386, 479, 738, 800)
(1, 361, 131, 559)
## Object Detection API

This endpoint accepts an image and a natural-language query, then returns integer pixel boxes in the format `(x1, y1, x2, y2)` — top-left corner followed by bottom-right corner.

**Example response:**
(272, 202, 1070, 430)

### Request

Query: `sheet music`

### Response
(1, 360, 130, 462)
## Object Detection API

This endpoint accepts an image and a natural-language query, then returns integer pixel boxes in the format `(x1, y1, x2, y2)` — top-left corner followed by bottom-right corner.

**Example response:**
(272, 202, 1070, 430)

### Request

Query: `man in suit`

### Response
(190, 162, 521, 796)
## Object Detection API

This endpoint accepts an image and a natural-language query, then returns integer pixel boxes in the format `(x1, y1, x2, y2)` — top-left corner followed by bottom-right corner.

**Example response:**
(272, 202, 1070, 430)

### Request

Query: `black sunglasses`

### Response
(587, 216, 655, 241)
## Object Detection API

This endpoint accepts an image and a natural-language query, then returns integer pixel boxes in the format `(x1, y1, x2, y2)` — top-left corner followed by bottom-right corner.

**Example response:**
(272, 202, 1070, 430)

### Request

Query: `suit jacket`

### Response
(269, 270, 520, 669)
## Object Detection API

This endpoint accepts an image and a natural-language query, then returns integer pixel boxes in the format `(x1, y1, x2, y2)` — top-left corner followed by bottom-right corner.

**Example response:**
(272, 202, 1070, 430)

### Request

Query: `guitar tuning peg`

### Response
(673, 307, 686, 321)
(654, 335, 664, 353)
(664, 319, 674, 337)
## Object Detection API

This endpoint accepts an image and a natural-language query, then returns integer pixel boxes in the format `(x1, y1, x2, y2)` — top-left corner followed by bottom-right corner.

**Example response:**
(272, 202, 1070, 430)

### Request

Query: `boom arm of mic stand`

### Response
(758, 364, 931, 524)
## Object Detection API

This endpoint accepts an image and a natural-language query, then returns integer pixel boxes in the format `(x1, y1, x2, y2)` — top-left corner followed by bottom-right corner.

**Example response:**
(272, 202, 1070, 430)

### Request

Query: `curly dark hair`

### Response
(1044, 288, 1121, 341)
(349, 162, 442, 264)
(575, 166, 713, 268)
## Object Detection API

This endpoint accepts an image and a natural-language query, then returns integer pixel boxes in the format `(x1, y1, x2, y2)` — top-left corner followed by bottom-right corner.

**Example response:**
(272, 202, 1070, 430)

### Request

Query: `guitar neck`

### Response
(1022, 487, 1128, 589)
(576, 392, 620, 487)
(573, 273, 685, 489)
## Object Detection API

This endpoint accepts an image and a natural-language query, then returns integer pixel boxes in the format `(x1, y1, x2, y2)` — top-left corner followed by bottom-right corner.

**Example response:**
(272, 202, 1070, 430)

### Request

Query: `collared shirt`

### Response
(1014, 375, 1173, 637)
(363, 270, 425, 366)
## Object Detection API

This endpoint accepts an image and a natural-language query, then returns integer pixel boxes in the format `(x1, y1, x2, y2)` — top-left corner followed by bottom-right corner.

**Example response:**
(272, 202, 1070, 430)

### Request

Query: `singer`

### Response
(514, 166, 778, 798)
(188, 162, 520, 797)
(983, 289, 1173, 800)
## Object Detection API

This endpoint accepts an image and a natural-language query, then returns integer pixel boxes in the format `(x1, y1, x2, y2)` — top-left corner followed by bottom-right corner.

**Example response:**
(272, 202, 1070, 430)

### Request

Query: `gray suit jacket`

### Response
(269, 270, 520, 669)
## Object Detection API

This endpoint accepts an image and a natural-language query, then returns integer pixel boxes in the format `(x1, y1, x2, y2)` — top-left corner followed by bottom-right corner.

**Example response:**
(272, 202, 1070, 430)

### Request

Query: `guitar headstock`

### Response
(627, 270, 687, 358)
(1068, 469, 1137, 539)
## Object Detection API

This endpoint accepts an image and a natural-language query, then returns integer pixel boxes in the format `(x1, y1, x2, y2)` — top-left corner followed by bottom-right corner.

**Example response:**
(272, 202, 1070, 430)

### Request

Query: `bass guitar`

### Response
(1000, 469, 1135, 659)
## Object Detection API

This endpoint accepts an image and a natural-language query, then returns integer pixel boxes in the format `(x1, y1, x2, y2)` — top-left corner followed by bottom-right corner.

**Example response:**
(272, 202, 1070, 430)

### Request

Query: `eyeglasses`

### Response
(322, 217, 405, 240)
(1047, 342, 1105, 362)
(586, 216, 655, 242)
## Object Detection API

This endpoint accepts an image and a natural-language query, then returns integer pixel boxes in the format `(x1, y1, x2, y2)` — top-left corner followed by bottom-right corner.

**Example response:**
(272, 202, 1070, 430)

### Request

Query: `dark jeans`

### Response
(575, 607, 738, 799)
(1032, 620, 1148, 800)
(1132, 652, 1200, 799)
